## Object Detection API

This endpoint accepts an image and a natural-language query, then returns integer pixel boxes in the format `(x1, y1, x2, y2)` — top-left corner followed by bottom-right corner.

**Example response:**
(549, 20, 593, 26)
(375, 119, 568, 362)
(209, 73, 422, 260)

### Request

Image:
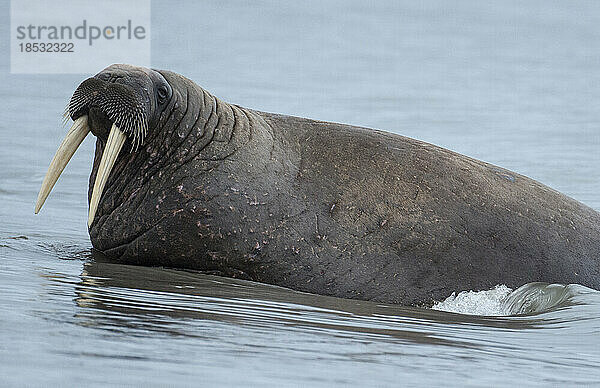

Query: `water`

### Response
(2, 0, 600, 386)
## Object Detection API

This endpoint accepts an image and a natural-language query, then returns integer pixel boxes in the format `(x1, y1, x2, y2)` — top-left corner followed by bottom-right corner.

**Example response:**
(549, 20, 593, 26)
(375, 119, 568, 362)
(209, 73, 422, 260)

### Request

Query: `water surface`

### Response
(2, 1, 600, 386)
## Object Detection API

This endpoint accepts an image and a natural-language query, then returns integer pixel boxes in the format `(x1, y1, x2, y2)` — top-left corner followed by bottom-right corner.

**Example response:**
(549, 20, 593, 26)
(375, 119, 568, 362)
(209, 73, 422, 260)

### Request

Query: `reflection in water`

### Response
(4, 218, 600, 386)
(67, 251, 557, 341)
(73, 252, 467, 347)
(24, 249, 599, 386)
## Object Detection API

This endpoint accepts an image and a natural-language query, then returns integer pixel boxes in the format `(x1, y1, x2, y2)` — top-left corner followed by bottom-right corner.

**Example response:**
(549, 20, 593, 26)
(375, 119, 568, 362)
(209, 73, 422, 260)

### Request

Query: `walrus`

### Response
(35, 64, 600, 306)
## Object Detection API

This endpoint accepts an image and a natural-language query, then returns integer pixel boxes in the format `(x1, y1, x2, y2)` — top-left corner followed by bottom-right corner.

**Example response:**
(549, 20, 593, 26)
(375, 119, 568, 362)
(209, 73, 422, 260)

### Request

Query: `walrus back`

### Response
(260, 111, 600, 304)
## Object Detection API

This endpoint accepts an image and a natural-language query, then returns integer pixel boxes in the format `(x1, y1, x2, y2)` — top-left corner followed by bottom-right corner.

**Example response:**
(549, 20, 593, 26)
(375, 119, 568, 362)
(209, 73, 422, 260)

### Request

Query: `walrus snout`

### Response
(68, 75, 150, 148)
(37, 64, 164, 226)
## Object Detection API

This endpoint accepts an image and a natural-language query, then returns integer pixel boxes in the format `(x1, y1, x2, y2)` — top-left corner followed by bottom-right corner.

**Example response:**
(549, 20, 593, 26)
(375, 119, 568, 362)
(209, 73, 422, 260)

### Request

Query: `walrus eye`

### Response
(157, 86, 168, 102)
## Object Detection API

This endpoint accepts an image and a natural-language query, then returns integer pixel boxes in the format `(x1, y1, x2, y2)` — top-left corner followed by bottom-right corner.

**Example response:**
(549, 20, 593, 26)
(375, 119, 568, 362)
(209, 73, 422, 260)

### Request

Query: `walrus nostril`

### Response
(96, 72, 125, 84)
(108, 75, 124, 83)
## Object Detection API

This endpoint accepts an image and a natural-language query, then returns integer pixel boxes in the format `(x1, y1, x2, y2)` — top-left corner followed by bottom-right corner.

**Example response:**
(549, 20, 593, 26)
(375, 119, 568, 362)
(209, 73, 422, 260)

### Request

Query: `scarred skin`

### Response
(84, 64, 600, 306)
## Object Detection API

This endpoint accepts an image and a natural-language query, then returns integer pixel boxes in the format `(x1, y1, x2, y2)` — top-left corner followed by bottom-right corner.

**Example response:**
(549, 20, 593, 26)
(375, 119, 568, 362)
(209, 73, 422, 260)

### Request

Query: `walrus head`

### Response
(35, 63, 258, 260)
(35, 64, 173, 227)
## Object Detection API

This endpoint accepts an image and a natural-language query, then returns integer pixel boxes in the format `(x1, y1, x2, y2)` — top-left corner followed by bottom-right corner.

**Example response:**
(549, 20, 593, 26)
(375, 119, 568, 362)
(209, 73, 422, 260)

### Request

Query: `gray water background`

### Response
(2, 0, 600, 386)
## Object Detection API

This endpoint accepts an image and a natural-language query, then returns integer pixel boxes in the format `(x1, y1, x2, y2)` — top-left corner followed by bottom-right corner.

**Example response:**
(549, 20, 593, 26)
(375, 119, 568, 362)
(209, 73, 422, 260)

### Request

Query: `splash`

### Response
(432, 281, 600, 316)
(432, 285, 513, 316)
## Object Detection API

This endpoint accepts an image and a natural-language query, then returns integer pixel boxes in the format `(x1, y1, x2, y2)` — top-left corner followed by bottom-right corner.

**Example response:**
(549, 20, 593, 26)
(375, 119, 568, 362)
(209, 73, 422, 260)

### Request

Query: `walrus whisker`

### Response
(88, 123, 127, 227)
(66, 77, 149, 152)
(61, 107, 71, 128)
(35, 115, 89, 214)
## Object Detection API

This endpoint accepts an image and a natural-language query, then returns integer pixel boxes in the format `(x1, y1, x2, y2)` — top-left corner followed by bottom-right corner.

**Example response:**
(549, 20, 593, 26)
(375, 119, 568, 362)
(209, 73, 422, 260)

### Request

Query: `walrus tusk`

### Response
(88, 123, 127, 227)
(35, 116, 90, 214)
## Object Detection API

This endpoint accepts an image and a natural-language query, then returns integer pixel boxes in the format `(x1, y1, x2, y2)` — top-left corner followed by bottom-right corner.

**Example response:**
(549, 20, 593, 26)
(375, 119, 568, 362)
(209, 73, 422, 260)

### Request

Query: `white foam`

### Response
(431, 285, 513, 316)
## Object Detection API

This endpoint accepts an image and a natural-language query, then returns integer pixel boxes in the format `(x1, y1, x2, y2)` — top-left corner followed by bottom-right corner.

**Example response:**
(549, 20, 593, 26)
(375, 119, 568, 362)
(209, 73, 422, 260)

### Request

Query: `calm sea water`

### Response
(2, 1, 600, 386)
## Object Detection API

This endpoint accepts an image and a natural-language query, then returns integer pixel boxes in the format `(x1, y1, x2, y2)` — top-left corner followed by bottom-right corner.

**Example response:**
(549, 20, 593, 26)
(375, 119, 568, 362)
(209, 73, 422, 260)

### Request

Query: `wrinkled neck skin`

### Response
(88, 71, 297, 271)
